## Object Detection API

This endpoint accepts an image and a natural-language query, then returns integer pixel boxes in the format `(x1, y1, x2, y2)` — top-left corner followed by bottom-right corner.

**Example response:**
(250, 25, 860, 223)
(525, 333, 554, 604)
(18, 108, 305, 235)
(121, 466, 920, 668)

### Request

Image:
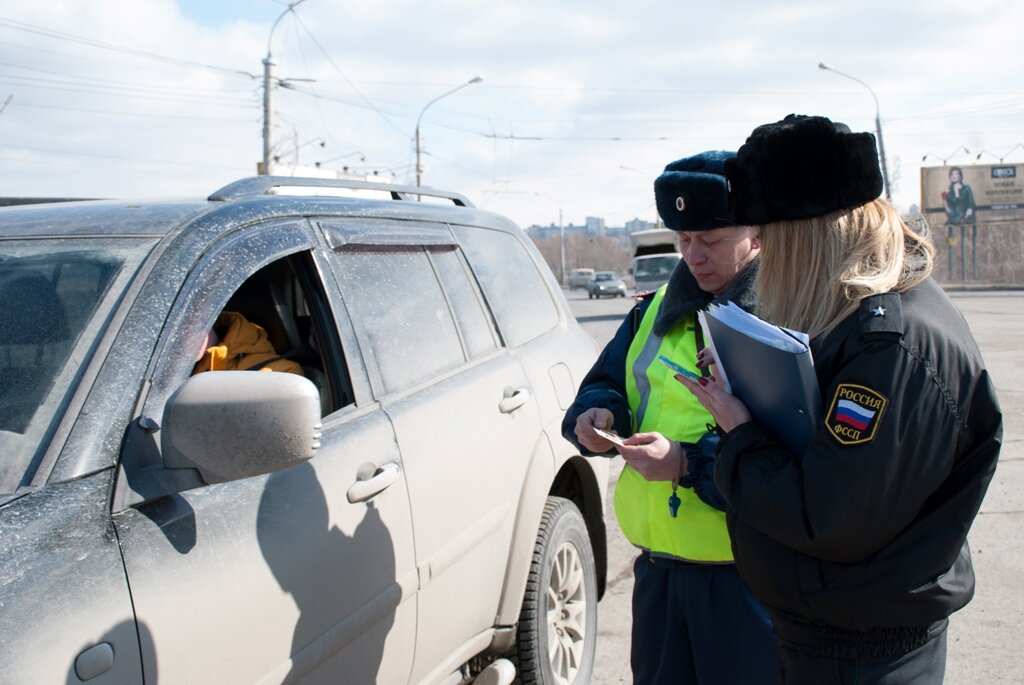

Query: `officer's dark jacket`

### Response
(715, 277, 1002, 658)
(562, 260, 757, 509)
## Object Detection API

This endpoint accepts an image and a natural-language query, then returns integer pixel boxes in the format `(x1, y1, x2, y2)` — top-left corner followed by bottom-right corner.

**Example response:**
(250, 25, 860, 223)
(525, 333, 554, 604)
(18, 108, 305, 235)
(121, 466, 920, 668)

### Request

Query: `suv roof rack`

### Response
(209, 176, 474, 207)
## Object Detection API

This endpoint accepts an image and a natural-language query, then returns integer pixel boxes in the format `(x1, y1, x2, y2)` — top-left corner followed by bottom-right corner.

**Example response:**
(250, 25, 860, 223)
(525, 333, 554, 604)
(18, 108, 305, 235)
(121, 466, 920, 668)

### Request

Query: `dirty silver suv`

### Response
(0, 177, 608, 685)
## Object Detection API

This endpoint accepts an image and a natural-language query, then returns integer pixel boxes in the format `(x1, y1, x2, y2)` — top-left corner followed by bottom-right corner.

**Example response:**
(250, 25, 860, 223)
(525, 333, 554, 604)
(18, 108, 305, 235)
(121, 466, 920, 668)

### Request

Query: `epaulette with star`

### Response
(858, 292, 903, 336)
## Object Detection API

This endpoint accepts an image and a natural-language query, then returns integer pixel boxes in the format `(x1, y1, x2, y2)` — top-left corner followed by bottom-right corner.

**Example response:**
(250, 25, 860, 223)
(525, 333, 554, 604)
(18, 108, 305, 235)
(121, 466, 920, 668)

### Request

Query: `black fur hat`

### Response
(725, 114, 883, 225)
(654, 150, 737, 231)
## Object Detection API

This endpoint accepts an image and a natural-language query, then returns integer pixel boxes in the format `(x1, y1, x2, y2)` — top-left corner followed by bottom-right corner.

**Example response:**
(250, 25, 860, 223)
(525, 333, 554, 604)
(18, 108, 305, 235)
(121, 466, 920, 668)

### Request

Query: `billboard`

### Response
(920, 163, 1024, 225)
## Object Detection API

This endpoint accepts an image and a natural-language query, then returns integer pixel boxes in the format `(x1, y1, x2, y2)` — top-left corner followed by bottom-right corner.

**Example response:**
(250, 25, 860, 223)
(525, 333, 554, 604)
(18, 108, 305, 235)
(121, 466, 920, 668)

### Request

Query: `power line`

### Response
(0, 16, 252, 77)
(0, 58, 255, 97)
(289, 13, 408, 139)
(0, 142, 244, 172)
(0, 76, 257, 109)
(0, 73, 254, 106)
(11, 100, 255, 123)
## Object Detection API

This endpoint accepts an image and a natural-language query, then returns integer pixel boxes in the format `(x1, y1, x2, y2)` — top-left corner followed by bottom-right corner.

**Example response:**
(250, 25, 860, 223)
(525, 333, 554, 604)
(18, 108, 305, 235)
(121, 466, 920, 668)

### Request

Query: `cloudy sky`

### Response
(1, 0, 1022, 228)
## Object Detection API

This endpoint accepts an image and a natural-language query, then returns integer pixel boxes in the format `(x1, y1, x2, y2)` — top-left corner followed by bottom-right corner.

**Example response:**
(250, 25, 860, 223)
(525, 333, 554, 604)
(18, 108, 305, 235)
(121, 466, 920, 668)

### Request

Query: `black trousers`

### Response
(778, 630, 947, 685)
(630, 552, 778, 684)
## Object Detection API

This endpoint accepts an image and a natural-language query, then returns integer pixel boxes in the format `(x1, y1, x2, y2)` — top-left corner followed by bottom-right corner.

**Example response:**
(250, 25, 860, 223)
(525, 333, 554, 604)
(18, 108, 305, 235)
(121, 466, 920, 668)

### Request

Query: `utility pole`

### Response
(262, 0, 306, 176)
(262, 57, 275, 175)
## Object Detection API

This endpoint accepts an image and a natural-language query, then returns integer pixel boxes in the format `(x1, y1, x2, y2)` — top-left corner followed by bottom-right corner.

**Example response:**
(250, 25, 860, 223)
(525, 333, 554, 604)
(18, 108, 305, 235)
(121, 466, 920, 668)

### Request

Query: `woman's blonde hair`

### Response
(755, 199, 934, 339)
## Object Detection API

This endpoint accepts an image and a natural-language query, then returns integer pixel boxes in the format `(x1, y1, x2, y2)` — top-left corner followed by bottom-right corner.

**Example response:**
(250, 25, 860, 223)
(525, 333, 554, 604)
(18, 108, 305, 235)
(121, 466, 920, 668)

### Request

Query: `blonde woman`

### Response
(677, 115, 1002, 685)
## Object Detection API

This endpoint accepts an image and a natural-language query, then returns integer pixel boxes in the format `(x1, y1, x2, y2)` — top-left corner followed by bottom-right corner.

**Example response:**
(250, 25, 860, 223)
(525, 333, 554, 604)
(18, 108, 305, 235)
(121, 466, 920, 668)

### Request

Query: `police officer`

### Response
(562, 151, 778, 684)
(679, 115, 1003, 683)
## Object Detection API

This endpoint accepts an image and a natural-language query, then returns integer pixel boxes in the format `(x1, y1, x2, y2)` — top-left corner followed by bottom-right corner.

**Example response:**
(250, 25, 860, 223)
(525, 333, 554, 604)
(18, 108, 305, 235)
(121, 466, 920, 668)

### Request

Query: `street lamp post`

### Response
(415, 77, 482, 190)
(558, 207, 565, 285)
(262, 0, 306, 176)
(530, 193, 564, 283)
(818, 62, 891, 200)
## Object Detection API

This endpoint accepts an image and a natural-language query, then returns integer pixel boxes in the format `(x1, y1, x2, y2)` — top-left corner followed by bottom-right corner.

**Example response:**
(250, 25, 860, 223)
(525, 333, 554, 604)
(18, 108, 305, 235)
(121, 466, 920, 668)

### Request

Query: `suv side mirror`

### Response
(162, 371, 322, 484)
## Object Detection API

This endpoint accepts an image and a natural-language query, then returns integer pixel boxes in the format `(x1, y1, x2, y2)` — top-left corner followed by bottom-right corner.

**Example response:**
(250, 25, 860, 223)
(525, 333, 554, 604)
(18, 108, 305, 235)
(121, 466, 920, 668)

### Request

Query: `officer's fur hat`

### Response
(725, 114, 883, 225)
(654, 151, 737, 231)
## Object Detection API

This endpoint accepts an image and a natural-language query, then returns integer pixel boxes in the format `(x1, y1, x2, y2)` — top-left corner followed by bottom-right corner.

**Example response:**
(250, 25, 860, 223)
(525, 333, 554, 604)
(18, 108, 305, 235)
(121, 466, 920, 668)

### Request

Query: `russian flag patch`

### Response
(826, 383, 888, 445)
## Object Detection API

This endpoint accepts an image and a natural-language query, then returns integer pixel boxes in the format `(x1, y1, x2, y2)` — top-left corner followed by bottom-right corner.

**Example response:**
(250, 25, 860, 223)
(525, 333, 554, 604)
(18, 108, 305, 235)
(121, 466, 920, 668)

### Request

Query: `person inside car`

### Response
(192, 310, 304, 376)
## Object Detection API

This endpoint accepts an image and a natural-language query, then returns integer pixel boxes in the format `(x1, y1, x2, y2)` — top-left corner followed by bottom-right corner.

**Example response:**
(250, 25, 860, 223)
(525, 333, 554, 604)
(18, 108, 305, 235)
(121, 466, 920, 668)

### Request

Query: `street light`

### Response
(315, 150, 367, 168)
(976, 144, 1024, 163)
(262, 0, 306, 176)
(921, 147, 970, 165)
(818, 62, 891, 200)
(530, 192, 565, 285)
(414, 77, 482, 190)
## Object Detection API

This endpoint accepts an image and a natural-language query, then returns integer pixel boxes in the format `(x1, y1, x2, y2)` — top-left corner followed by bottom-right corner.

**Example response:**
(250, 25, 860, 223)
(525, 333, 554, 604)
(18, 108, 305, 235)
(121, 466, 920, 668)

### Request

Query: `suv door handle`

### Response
(499, 387, 531, 414)
(347, 462, 400, 503)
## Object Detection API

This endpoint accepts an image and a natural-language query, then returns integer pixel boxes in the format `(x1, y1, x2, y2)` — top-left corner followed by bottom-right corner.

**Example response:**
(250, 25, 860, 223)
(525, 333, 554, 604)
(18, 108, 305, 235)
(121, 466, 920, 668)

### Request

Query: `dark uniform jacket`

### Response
(714, 277, 1002, 658)
(562, 261, 758, 510)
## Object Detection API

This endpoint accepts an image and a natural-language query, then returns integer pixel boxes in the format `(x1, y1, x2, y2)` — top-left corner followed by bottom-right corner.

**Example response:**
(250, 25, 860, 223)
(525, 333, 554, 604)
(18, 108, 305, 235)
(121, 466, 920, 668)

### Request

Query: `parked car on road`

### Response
(0, 177, 609, 685)
(567, 267, 595, 290)
(586, 271, 628, 299)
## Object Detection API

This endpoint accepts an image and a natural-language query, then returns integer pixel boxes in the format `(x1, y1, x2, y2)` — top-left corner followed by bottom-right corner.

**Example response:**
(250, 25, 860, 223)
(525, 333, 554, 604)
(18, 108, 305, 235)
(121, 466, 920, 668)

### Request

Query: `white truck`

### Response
(629, 228, 681, 292)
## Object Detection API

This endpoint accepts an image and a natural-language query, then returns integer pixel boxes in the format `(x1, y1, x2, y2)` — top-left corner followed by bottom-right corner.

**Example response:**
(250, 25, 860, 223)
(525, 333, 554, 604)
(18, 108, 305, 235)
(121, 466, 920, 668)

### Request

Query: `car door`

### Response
(112, 220, 418, 684)
(319, 219, 543, 682)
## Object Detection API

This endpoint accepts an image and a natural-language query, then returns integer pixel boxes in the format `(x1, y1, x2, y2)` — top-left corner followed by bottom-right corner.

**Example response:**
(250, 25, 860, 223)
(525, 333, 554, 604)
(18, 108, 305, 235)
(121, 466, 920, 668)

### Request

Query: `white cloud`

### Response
(1, 0, 1022, 227)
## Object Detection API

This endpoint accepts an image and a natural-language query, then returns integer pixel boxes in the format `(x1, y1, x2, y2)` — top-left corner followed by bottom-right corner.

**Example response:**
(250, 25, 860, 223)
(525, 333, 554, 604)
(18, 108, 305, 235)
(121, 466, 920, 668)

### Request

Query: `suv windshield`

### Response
(634, 255, 680, 279)
(0, 240, 144, 492)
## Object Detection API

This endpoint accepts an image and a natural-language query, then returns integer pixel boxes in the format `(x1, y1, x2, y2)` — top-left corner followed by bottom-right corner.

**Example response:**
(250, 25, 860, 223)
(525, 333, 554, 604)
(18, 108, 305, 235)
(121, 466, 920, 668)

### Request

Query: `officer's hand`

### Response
(575, 408, 618, 453)
(618, 432, 685, 482)
(675, 371, 751, 433)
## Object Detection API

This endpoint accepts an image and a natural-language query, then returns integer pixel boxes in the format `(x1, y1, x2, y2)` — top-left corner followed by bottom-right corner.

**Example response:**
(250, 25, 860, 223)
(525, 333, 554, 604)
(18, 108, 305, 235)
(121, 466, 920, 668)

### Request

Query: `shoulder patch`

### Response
(825, 383, 888, 445)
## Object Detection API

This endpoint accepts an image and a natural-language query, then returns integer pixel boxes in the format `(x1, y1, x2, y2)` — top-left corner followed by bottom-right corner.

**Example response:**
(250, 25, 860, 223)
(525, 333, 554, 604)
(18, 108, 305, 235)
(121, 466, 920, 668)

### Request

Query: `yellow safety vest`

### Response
(614, 285, 734, 562)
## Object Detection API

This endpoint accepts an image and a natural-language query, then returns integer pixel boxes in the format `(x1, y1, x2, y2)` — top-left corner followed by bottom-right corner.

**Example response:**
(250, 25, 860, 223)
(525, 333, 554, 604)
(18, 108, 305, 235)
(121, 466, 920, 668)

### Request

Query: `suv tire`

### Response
(514, 496, 597, 685)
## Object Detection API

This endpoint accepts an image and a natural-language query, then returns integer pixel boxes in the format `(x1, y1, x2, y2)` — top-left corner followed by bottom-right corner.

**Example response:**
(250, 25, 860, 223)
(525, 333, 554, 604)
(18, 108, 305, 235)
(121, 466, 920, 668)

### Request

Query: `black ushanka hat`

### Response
(725, 114, 883, 225)
(654, 150, 737, 231)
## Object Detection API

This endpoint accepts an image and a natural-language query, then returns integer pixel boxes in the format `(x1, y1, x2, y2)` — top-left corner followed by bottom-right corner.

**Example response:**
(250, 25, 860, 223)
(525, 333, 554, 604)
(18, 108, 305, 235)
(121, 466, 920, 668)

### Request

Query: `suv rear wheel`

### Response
(514, 496, 597, 685)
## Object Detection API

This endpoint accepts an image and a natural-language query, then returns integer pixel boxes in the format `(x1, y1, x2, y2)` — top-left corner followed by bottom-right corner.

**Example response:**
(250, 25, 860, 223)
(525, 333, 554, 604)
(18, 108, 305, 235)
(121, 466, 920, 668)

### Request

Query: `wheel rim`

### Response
(545, 541, 588, 685)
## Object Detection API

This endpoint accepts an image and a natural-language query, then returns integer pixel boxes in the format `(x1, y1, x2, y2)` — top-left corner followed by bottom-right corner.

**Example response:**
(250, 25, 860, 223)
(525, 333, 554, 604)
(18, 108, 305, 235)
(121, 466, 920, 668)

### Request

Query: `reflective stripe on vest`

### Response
(615, 285, 734, 562)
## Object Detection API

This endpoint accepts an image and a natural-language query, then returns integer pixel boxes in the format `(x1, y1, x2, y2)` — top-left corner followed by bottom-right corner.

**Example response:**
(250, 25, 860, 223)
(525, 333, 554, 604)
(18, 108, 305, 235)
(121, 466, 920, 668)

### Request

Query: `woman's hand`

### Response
(574, 407, 619, 453)
(617, 432, 684, 482)
(679, 347, 753, 432)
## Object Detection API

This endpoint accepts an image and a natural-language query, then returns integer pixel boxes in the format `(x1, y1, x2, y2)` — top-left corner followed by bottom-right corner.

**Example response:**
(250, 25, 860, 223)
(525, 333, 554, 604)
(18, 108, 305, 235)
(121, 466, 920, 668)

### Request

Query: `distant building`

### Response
(585, 216, 606, 240)
(625, 218, 655, 235)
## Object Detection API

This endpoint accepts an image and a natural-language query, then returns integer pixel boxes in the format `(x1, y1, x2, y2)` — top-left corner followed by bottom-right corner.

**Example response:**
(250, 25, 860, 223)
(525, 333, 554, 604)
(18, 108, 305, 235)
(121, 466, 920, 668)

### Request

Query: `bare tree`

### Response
(529, 233, 630, 282)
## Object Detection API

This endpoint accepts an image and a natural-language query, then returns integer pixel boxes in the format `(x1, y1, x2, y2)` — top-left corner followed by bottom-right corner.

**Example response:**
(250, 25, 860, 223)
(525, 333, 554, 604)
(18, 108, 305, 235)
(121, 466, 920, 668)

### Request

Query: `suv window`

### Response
(430, 247, 500, 359)
(142, 223, 347, 433)
(0, 241, 144, 491)
(332, 247, 468, 394)
(453, 226, 558, 347)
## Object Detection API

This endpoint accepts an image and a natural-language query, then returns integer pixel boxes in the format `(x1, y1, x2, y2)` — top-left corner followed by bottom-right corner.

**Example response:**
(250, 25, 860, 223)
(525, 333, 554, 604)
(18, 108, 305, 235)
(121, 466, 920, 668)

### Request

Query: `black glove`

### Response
(677, 429, 727, 511)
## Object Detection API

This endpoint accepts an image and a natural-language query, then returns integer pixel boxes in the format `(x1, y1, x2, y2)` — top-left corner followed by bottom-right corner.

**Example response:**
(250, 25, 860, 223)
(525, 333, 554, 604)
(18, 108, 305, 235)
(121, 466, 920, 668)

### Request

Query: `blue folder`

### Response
(698, 303, 822, 454)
